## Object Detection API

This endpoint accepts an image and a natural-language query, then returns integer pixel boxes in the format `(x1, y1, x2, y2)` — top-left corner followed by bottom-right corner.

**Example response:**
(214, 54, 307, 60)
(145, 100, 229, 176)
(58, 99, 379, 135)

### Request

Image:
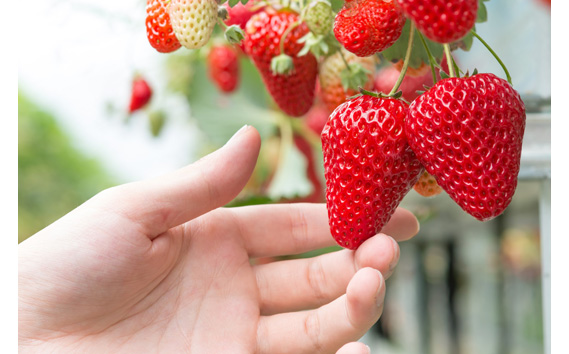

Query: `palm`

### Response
(19, 127, 420, 354)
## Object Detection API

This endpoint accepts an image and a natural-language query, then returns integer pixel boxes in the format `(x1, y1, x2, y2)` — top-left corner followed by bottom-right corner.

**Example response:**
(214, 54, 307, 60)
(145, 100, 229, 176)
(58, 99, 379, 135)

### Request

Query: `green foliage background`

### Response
(18, 92, 116, 243)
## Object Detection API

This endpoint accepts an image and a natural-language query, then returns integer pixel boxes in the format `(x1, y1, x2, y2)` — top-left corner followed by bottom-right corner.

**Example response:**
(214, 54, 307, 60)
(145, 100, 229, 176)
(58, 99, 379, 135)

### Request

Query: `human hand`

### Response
(18, 126, 420, 353)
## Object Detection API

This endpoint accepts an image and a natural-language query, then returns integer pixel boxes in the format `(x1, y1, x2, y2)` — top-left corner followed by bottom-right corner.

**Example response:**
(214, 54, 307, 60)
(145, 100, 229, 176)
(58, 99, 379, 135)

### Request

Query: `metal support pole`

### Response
(539, 179, 551, 354)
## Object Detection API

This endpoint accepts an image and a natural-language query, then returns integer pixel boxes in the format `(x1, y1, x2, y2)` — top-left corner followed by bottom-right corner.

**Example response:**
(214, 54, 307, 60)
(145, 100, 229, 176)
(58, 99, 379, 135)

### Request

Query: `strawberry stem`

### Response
(417, 31, 438, 84)
(290, 117, 322, 150)
(388, 22, 415, 96)
(280, 21, 300, 56)
(470, 30, 512, 84)
(339, 50, 352, 73)
(443, 44, 456, 77)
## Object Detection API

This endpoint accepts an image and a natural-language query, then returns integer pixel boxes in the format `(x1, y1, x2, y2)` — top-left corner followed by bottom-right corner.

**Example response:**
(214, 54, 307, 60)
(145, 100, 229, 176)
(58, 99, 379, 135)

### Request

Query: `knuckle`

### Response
(304, 311, 324, 353)
(306, 258, 328, 304)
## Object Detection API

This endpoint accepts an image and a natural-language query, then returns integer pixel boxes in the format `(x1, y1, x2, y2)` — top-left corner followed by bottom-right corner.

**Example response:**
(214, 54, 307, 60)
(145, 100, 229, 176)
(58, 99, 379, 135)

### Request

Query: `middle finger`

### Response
(255, 233, 400, 315)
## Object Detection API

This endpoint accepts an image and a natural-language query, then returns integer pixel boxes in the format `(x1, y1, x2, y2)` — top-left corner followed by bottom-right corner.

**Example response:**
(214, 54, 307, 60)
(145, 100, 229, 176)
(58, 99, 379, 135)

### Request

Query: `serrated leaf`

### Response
(228, 0, 240, 7)
(267, 140, 314, 200)
(240, 0, 249, 4)
(381, 20, 444, 69)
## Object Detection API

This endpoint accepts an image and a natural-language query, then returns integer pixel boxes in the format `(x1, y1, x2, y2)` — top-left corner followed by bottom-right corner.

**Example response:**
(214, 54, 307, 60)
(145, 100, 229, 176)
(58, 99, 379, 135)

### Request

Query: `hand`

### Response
(18, 126, 420, 353)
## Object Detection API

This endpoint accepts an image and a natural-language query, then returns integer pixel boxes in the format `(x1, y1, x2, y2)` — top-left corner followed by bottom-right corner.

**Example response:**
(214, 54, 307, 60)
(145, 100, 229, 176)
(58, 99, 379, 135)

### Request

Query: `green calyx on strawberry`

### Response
(404, 73, 526, 221)
(322, 94, 424, 250)
(244, 8, 318, 117)
(334, 0, 406, 57)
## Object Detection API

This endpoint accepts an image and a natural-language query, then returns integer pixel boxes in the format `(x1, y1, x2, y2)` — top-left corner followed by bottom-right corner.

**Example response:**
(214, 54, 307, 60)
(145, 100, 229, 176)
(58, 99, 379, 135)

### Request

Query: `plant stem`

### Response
(443, 44, 456, 77)
(388, 22, 416, 96)
(470, 29, 512, 84)
(417, 31, 438, 84)
(280, 21, 300, 55)
(339, 49, 352, 72)
(291, 118, 322, 151)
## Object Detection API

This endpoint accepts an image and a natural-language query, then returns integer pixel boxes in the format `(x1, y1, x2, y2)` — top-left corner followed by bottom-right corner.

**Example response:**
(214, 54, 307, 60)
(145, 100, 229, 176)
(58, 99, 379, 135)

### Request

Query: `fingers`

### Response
(92, 126, 261, 237)
(229, 204, 418, 258)
(336, 342, 370, 354)
(256, 233, 399, 315)
(256, 267, 385, 354)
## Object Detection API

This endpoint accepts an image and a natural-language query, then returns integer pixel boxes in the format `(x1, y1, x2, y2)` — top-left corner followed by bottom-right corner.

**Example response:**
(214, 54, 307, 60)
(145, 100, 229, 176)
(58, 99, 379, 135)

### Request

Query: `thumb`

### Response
(97, 125, 261, 237)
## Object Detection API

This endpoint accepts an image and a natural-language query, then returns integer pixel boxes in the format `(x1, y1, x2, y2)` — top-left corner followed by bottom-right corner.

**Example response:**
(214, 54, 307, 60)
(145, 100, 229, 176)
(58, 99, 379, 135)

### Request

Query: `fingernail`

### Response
(365, 344, 371, 354)
(388, 236, 400, 273)
(375, 270, 384, 307)
(226, 125, 249, 145)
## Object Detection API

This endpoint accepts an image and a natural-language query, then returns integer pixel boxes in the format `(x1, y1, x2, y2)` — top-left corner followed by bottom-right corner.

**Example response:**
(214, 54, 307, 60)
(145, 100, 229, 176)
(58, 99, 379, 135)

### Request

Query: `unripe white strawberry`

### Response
(169, 0, 217, 50)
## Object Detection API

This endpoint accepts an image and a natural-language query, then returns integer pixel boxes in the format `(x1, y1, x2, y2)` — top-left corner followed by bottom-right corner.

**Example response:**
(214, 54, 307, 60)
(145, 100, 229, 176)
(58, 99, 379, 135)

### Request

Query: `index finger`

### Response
(225, 203, 419, 258)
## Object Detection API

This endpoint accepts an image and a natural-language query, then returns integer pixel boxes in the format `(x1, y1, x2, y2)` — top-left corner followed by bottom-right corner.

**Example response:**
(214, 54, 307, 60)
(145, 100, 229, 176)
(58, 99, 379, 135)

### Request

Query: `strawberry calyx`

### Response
(224, 24, 246, 44)
(271, 53, 294, 75)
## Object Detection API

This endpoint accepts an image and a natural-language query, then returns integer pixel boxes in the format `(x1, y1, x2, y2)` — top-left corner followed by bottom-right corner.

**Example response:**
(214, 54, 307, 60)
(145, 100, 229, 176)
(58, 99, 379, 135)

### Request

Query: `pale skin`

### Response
(18, 126, 420, 354)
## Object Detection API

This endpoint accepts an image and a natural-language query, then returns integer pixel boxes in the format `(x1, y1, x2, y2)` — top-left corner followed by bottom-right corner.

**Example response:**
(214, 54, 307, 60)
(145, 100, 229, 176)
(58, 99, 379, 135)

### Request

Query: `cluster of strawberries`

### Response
(145, 0, 527, 250)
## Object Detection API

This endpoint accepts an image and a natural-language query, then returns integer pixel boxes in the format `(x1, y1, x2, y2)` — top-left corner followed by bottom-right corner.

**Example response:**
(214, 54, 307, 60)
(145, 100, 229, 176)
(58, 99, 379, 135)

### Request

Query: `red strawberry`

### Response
(129, 76, 152, 113)
(334, 0, 406, 57)
(413, 171, 443, 197)
(208, 44, 239, 93)
(374, 65, 432, 102)
(146, 0, 181, 53)
(396, 0, 478, 44)
(404, 73, 526, 221)
(322, 95, 424, 249)
(244, 9, 318, 117)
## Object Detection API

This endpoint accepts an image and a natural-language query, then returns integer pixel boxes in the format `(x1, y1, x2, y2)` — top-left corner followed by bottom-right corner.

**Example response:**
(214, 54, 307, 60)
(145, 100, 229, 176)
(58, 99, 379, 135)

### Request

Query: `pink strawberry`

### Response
(334, 0, 406, 57)
(404, 73, 526, 221)
(396, 0, 478, 44)
(244, 9, 318, 117)
(322, 95, 424, 249)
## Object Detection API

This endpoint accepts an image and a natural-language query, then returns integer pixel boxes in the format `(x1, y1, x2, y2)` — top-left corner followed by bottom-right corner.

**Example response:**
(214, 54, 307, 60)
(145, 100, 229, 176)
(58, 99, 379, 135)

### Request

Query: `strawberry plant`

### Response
(136, 0, 526, 251)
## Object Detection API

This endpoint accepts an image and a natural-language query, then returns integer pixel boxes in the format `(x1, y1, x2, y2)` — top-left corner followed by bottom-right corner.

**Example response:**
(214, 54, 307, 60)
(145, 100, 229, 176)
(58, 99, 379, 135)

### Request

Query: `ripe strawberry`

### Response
(413, 171, 443, 197)
(404, 73, 526, 221)
(146, 0, 181, 53)
(393, 60, 429, 77)
(396, 0, 478, 44)
(129, 76, 152, 113)
(169, 0, 217, 50)
(207, 44, 239, 93)
(244, 9, 318, 117)
(322, 95, 424, 249)
(334, 0, 406, 57)
(374, 65, 432, 102)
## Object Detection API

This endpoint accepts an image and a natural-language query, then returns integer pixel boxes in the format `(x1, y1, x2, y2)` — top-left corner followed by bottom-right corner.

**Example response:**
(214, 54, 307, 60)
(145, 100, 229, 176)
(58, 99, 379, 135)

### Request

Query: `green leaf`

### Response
(476, 0, 489, 23)
(381, 20, 444, 69)
(267, 139, 314, 200)
(228, 0, 240, 7)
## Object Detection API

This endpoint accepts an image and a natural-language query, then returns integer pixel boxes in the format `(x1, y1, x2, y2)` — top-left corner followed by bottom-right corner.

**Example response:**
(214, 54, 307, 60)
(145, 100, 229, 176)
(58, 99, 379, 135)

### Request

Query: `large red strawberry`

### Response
(129, 76, 152, 113)
(207, 44, 239, 93)
(404, 73, 526, 221)
(396, 0, 478, 44)
(334, 0, 406, 57)
(244, 9, 318, 117)
(322, 95, 424, 249)
(146, 0, 181, 53)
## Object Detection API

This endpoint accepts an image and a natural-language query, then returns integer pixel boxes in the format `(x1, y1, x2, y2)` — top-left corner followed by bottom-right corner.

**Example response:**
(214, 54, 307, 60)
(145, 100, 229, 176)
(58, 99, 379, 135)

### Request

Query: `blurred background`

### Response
(18, 0, 551, 353)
